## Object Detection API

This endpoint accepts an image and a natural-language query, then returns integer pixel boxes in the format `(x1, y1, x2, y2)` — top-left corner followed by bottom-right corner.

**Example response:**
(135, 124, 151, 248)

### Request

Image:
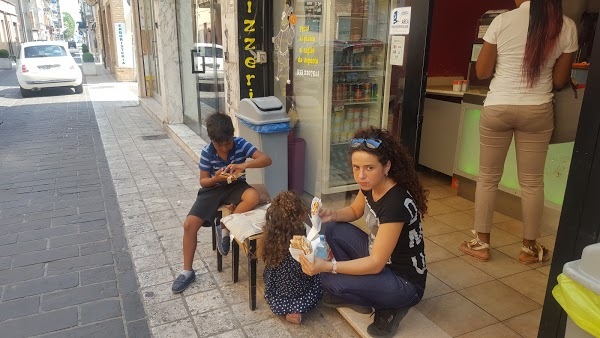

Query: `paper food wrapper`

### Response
(220, 204, 270, 241)
(307, 197, 322, 241)
(289, 197, 323, 263)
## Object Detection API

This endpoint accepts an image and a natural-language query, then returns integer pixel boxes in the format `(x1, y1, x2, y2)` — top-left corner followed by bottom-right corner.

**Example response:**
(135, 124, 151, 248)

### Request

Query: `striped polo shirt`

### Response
(199, 137, 257, 184)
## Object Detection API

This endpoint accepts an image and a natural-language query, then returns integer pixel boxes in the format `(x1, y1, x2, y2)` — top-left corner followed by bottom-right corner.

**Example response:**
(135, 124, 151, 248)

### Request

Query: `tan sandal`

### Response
(459, 230, 491, 262)
(519, 243, 550, 264)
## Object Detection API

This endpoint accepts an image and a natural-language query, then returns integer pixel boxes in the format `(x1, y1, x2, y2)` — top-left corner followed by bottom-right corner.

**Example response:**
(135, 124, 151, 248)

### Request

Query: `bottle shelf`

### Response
(333, 99, 379, 105)
(331, 141, 350, 146)
(333, 68, 381, 72)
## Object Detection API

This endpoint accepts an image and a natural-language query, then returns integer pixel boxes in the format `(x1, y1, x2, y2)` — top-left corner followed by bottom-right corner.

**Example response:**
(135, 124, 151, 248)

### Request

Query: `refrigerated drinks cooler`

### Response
(291, 0, 393, 196)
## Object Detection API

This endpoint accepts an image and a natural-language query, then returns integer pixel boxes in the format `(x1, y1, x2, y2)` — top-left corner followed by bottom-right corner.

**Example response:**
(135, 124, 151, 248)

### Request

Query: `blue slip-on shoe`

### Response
(171, 270, 196, 294)
(216, 224, 230, 256)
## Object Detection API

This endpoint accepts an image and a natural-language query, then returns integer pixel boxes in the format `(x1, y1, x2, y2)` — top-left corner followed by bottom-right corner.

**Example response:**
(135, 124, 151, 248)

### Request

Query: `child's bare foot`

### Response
(285, 313, 302, 324)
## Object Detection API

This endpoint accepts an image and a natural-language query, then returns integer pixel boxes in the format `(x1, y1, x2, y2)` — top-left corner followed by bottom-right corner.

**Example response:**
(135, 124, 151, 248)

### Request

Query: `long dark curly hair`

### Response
(349, 127, 428, 215)
(261, 191, 308, 267)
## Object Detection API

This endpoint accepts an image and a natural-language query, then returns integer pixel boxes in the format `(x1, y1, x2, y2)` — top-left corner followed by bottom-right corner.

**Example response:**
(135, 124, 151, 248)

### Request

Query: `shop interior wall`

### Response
(540, 16, 600, 337)
(427, 0, 515, 79)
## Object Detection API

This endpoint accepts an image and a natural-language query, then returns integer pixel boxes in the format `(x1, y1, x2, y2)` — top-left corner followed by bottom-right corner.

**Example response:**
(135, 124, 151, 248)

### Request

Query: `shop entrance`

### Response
(279, 0, 431, 196)
(410, 1, 598, 336)
(179, 0, 224, 141)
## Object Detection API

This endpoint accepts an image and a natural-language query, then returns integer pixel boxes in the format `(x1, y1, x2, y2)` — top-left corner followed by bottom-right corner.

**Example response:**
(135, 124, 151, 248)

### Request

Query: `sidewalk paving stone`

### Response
(79, 68, 365, 337)
(0, 69, 149, 336)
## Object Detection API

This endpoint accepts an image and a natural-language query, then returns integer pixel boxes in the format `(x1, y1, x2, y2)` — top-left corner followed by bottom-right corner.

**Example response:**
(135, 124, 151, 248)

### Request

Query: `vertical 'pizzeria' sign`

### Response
(238, 0, 264, 99)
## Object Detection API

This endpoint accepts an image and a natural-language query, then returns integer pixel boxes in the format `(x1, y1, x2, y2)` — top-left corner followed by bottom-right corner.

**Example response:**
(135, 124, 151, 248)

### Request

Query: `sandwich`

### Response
(220, 171, 246, 184)
(310, 198, 321, 217)
(290, 235, 312, 255)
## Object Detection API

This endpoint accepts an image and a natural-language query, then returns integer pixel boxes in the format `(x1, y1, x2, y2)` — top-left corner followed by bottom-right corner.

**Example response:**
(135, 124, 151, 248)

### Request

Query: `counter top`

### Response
(426, 86, 465, 97)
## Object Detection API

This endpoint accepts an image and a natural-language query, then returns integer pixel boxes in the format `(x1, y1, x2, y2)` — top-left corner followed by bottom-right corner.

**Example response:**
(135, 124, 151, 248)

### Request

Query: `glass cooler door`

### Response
(288, 0, 429, 197)
(324, 0, 390, 193)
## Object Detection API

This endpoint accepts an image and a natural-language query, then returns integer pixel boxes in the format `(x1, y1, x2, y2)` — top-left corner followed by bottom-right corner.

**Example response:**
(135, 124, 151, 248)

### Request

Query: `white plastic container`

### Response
(562, 243, 600, 338)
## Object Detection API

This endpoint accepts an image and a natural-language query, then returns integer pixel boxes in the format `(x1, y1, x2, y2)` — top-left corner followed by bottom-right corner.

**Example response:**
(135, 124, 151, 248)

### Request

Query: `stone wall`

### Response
(100, 0, 134, 81)
(155, 0, 183, 124)
(222, 0, 240, 127)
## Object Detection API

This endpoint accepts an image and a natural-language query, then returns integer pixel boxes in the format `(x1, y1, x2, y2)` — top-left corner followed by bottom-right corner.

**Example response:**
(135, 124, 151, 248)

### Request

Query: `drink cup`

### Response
(452, 80, 461, 92)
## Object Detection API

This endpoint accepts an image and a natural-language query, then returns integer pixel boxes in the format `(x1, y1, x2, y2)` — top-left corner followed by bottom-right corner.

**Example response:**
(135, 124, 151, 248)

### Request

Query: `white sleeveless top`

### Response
(483, 1, 578, 106)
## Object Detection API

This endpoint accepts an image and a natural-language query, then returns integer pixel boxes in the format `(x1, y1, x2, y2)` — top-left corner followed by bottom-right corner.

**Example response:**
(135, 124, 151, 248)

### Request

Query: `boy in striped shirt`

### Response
(172, 113, 272, 293)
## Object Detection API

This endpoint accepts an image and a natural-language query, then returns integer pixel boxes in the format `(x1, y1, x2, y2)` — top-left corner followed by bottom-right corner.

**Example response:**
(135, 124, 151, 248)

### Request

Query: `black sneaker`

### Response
(171, 270, 196, 294)
(367, 308, 409, 337)
(216, 224, 230, 256)
(321, 291, 373, 314)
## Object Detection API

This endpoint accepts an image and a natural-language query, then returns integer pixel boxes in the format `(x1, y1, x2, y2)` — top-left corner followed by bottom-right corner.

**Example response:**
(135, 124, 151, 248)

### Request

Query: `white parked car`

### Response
(16, 41, 83, 97)
(193, 43, 224, 87)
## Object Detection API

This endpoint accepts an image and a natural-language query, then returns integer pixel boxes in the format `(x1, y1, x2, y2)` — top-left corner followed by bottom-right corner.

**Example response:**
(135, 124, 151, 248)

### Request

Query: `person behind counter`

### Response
(299, 127, 428, 337)
(460, 0, 578, 263)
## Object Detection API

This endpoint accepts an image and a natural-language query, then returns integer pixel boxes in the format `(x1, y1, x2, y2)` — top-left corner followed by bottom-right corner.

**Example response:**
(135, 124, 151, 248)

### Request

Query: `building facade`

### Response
(78, 0, 99, 56)
(90, 0, 134, 81)
(130, 0, 259, 137)
(49, 0, 62, 40)
(0, 0, 20, 54)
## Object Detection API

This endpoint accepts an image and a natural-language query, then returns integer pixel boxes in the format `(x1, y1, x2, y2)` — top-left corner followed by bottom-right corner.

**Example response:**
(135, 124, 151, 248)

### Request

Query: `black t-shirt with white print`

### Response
(363, 184, 427, 289)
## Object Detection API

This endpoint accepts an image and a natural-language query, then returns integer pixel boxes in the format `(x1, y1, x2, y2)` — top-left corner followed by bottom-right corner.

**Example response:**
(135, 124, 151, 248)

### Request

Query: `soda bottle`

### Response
(315, 235, 329, 259)
(371, 82, 378, 99)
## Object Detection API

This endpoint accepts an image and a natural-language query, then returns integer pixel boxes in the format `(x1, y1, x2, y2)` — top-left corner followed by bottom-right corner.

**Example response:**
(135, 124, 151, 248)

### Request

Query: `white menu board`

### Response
(390, 35, 405, 66)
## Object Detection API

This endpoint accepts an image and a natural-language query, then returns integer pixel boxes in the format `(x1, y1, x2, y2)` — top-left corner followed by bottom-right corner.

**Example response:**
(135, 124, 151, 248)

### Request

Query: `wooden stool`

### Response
(212, 205, 231, 272)
(231, 233, 262, 310)
(211, 205, 264, 310)
(211, 184, 271, 310)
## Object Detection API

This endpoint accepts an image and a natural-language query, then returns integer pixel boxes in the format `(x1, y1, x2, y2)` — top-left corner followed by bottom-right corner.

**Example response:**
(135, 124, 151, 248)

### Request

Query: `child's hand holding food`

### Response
(218, 167, 246, 184)
(225, 163, 246, 177)
(290, 235, 312, 255)
(299, 254, 329, 276)
(215, 168, 230, 183)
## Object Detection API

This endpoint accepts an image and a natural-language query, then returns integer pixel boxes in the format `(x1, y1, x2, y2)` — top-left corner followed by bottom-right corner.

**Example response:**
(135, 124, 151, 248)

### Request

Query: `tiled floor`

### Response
(299, 160, 555, 337)
(403, 172, 553, 337)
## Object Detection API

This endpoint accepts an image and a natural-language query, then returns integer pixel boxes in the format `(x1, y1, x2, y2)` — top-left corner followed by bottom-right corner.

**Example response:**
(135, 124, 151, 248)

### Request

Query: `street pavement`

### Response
(0, 67, 358, 337)
(0, 69, 149, 337)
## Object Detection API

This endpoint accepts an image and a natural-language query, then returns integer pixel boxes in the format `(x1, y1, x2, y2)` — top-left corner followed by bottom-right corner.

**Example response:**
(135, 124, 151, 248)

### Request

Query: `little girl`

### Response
(262, 191, 322, 324)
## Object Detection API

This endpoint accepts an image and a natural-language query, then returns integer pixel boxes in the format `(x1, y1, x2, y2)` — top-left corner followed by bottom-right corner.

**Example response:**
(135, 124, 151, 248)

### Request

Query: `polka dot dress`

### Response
(263, 254, 322, 315)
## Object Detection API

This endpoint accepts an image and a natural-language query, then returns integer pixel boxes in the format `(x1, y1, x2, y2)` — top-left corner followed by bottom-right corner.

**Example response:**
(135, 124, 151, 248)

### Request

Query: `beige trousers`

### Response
(474, 103, 553, 240)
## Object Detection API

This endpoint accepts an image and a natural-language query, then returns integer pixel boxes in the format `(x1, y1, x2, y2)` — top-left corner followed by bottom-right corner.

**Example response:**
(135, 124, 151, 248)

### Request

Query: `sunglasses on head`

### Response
(350, 138, 382, 149)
